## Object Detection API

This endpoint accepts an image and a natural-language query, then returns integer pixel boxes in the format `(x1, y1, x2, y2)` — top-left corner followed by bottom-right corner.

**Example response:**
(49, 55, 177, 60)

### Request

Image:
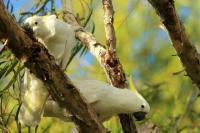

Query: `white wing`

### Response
(73, 80, 111, 104)
(43, 17, 76, 70)
(18, 69, 49, 126)
(43, 79, 111, 121)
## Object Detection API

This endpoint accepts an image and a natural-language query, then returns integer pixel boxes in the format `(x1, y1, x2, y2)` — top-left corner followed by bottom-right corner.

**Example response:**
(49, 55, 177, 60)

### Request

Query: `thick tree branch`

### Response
(63, 1, 137, 133)
(0, 1, 106, 133)
(147, 0, 200, 89)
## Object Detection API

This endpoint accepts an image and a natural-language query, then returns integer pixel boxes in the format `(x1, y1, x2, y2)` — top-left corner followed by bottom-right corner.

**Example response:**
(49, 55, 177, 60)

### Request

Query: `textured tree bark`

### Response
(148, 0, 200, 89)
(0, 1, 106, 133)
(63, 12, 122, 87)
(102, 0, 116, 51)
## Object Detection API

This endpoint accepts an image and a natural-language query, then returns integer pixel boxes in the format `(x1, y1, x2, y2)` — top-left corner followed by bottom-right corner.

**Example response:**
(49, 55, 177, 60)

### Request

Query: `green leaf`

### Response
(0, 66, 24, 94)
(5, 105, 17, 126)
(4, 60, 18, 77)
(0, 65, 9, 79)
(128, 75, 137, 91)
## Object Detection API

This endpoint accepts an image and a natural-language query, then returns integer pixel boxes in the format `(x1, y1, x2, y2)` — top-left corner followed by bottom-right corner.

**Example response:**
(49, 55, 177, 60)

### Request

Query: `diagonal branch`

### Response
(63, 0, 137, 132)
(147, 0, 200, 89)
(61, 0, 107, 65)
(0, 1, 106, 133)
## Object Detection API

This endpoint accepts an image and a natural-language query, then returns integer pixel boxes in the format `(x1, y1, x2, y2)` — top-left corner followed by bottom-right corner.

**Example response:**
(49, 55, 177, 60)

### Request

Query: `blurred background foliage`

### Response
(1, 0, 200, 132)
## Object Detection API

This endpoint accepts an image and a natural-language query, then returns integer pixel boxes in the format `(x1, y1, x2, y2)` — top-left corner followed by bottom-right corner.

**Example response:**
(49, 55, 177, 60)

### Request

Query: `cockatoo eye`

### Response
(34, 22, 38, 25)
(141, 105, 145, 109)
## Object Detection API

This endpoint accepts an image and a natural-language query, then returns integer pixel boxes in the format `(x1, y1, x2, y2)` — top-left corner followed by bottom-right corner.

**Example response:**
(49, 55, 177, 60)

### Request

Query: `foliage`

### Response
(1, 0, 200, 132)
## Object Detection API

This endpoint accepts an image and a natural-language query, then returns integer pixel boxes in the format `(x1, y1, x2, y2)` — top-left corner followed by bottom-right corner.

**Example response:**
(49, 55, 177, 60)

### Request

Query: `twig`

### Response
(61, 0, 72, 13)
(20, 0, 49, 16)
(172, 87, 198, 132)
(172, 69, 185, 76)
(116, 0, 139, 31)
(0, 39, 8, 53)
(147, 0, 200, 89)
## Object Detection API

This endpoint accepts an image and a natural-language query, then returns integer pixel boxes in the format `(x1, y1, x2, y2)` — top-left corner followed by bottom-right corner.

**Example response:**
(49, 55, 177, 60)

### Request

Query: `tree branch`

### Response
(63, 1, 137, 132)
(0, 1, 106, 133)
(102, 0, 116, 50)
(61, 0, 72, 13)
(147, 0, 200, 89)
(102, 1, 137, 133)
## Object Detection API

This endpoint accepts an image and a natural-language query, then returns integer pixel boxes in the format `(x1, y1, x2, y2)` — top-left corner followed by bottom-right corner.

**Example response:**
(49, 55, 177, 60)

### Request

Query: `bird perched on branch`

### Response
(19, 15, 150, 127)
(18, 15, 76, 126)
(44, 79, 150, 122)
(22, 15, 76, 69)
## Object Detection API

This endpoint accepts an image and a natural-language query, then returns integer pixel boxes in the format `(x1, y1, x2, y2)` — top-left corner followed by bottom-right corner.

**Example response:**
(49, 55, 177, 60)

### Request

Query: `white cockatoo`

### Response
(19, 15, 76, 126)
(23, 15, 76, 69)
(44, 79, 150, 122)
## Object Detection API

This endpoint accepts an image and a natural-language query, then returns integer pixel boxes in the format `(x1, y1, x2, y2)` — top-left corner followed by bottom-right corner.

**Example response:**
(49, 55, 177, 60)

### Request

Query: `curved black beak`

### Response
(22, 23, 30, 31)
(133, 112, 146, 121)
(22, 23, 34, 37)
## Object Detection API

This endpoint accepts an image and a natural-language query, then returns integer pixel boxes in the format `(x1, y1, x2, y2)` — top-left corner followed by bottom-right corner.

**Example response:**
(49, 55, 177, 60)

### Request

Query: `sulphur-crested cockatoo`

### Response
(44, 79, 150, 122)
(19, 15, 76, 126)
(23, 15, 76, 68)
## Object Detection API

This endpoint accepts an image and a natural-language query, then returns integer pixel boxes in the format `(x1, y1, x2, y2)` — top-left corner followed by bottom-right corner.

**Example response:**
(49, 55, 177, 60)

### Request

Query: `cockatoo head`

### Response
(129, 91, 150, 121)
(23, 15, 56, 40)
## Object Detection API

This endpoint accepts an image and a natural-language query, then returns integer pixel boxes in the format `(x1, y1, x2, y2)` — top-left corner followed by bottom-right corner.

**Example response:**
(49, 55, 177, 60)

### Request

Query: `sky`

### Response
(4, 0, 62, 19)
